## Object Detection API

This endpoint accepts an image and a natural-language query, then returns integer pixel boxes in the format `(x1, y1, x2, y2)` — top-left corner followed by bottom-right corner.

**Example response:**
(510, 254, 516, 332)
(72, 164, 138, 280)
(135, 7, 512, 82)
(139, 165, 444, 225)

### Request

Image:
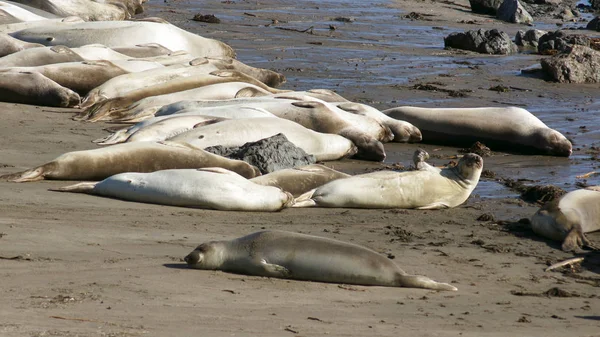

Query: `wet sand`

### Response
(1, 0, 599, 336)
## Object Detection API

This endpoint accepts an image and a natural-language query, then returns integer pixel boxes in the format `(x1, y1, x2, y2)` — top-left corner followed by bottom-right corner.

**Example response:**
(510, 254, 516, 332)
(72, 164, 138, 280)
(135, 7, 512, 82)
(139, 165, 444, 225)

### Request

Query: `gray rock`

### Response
(541, 45, 600, 83)
(444, 29, 518, 54)
(469, 0, 504, 14)
(538, 30, 593, 54)
(497, 0, 534, 24)
(204, 133, 316, 174)
(587, 16, 600, 32)
(515, 29, 547, 47)
(592, 0, 600, 10)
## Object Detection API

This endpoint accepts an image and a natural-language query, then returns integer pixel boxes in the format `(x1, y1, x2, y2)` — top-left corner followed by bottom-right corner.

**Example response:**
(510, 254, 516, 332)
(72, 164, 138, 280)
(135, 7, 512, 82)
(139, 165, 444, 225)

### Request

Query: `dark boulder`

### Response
(497, 0, 534, 24)
(205, 133, 316, 174)
(541, 45, 600, 83)
(444, 29, 518, 54)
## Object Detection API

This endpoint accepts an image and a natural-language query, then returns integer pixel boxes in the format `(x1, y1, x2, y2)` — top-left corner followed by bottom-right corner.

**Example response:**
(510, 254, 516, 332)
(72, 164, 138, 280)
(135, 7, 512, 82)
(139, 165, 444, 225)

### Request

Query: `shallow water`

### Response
(144, 0, 600, 197)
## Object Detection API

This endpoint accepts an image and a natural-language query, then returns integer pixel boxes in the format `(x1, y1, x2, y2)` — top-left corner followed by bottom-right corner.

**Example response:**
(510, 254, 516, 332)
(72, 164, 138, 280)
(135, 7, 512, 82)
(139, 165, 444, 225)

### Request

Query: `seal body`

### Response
(0, 45, 84, 67)
(383, 106, 572, 156)
(168, 117, 358, 162)
(0, 33, 43, 57)
(0, 141, 260, 182)
(53, 168, 293, 212)
(184, 230, 457, 291)
(531, 189, 600, 251)
(294, 151, 483, 209)
(250, 164, 350, 197)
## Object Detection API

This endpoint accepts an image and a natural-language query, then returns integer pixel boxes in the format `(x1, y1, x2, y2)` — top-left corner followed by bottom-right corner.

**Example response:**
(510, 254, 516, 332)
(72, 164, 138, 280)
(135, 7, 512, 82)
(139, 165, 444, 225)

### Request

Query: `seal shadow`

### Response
(164, 263, 189, 270)
(574, 316, 600, 321)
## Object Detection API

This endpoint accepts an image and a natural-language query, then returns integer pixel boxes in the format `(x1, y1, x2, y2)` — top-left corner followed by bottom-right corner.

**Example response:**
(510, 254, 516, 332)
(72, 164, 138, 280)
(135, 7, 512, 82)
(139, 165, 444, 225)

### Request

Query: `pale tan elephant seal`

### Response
(383, 106, 572, 157)
(184, 230, 457, 291)
(250, 164, 350, 197)
(10, 0, 131, 21)
(293, 151, 483, 209)
(0, 70, 80, 107)
(531, 189, 600, 251)
(0, 141, 260, 182)
(0, 45, 84, 67)
(52, 168, 292, 212)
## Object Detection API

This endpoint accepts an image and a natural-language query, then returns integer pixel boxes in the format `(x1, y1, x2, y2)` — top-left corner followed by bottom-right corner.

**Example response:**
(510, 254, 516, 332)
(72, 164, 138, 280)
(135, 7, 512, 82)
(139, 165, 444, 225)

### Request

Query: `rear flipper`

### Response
(562, 225, 597, 251)
(49, 182, 98, 193)
(292, 189, 317, 208)
(396, 273, 457, 291)
(0, 167, 44, 182)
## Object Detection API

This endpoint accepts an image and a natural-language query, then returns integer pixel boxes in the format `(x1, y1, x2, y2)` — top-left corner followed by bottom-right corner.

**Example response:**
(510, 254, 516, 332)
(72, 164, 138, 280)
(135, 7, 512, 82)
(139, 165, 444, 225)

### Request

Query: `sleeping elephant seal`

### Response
(0, 60, 130, 95)
(9, 0, 129, 21)
(184, 230, 457, 291)
(293, 151, 483, 209)
(11, 18, 236, 58)
(0, 141, 260, 182)
(0, 45, 84, 67)
(250, 164, 350, 197)
(0, 70, 80, 107)
(531, 188, 600, 251)
(52, 168, 292, 212)
(383, 106, 572, 157)
(0, 33, 43, 57)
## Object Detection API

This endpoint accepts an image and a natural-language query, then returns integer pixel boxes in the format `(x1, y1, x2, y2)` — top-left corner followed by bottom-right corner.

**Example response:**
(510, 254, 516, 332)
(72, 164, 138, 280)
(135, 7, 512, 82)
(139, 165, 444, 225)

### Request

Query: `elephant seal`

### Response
(88, 82, 272, 124)
(93, 107, 276, 145)
(184, 230, 457, 291)
(203, 57, 286, 87)
(0, 70, 80, 107)
(79, 70, 287, 122)
(168, 117, 358, 162)
(0, 16, 83, 34)
(294, 151, 483, 209)
(0, 45, 84, 67)
(0, 33, 43, 57)
(0, 60, 130, 95)
(0, 1, 49, 22)
(0, 141, 260, 182)
(250, 164, 350, 197)
(52, 168, 293, 212)
(383, 106, 572, 157)
(11, 19, 235, 58)
(10, 0, 130, 21)
(531, 189, 600, 251)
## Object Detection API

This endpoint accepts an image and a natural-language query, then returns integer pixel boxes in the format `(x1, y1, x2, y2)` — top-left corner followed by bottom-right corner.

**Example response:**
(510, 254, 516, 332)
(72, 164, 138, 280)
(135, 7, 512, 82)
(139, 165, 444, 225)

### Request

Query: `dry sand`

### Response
(1, 0, 599, 336)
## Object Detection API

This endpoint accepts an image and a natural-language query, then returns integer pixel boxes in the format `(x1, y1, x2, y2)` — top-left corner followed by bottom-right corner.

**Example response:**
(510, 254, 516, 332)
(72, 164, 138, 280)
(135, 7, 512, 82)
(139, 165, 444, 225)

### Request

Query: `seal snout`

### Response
(184, 250, 200, 265)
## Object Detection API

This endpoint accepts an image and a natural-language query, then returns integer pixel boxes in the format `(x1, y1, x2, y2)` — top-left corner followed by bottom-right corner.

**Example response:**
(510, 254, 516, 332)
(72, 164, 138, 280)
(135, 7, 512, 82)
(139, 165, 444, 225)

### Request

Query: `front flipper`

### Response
(416, 202, 449, 210)
(259, 259, 291, 278)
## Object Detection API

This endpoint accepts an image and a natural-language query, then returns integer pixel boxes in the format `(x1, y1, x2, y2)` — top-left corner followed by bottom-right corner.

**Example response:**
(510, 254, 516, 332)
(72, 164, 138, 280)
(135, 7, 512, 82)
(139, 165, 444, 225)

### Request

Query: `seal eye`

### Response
(46, 37, 54, 42)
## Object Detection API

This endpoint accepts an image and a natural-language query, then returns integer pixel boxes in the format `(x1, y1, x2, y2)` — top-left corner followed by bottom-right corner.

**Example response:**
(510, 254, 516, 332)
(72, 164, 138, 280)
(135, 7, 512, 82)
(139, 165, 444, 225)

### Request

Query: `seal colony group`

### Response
(0, 0, 594, 291)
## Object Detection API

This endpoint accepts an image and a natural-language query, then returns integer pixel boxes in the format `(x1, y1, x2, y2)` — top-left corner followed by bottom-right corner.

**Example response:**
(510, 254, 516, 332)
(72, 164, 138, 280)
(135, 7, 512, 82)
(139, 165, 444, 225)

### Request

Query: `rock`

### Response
(592, 0, 600, 10)
(538, 30, 593, 54)
(541, 45, 600, 83)
(587, 16, 600, 32)
(204, 133, 316, 174)
(497, 0, 534, 25)
(444, 29, 518, 54)
(469, 0, 504, 15)
(553, 7, 576, 21)
(515, 29, 547, 47)
(192, 14, 221, 23)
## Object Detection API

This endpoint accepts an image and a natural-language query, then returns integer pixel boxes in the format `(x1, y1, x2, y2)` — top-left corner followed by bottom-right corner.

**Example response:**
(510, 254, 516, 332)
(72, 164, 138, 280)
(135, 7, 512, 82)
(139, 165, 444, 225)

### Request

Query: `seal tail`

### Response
(395, 273, 457, 291)
(49, 182, 98, 193)
(291, 189, 317, 207)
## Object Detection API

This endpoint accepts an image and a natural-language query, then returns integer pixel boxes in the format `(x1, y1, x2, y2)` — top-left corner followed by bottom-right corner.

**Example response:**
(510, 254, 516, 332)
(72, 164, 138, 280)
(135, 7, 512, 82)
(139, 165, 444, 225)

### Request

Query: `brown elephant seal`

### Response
(250, 164, 350, 197)
(0, 33, 43, 57)
(0, 141, 260, 182)
(383, 106, 572, 157)
(0, 60, 130, 95)
(531, 189, 600, 251)
(293, 151, 483, 209)
(184, 230, 457, 291)
(52, 168, 291, 212)
(0, 45, 84, 67)
(0, 70, 80, 107)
